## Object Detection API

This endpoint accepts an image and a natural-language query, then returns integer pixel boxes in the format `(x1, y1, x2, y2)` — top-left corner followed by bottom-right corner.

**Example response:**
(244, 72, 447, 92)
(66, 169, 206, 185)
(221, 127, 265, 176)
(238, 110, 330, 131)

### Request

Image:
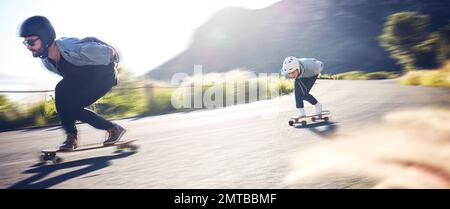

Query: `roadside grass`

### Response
(399, 61, 450, 87)
(319, 71, 401, 80)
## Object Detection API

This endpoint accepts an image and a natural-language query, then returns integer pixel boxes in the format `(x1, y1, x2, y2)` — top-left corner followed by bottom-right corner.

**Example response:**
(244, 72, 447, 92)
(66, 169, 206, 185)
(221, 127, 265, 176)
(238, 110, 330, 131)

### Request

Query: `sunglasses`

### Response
(22, 38, 39, 47)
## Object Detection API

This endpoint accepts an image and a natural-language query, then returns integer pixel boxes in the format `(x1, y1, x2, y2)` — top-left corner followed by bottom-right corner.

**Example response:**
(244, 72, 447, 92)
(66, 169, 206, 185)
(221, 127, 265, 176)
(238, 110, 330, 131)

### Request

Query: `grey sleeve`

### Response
(79, 42, 112, 65)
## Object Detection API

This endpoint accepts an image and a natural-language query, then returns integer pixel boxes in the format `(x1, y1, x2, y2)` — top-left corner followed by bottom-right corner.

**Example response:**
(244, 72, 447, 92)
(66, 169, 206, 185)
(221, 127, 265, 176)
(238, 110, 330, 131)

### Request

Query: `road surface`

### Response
(1, 79, 449, 188)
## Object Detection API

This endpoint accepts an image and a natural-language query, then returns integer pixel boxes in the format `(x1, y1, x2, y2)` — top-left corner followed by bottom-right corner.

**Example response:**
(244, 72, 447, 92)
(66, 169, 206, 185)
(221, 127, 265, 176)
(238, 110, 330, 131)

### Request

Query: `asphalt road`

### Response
(1, 79, 449, 188)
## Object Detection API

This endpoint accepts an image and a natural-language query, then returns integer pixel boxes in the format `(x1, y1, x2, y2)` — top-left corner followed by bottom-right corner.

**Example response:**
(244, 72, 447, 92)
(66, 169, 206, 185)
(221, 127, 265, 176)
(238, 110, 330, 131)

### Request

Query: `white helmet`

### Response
(281, 56, 300, 75)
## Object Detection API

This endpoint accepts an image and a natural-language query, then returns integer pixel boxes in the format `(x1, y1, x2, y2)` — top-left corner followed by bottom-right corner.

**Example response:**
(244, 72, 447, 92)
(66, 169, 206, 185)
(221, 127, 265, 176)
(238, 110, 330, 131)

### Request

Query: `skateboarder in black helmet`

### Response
(281, 56, 324, 117)
(19, 16, 126, 151)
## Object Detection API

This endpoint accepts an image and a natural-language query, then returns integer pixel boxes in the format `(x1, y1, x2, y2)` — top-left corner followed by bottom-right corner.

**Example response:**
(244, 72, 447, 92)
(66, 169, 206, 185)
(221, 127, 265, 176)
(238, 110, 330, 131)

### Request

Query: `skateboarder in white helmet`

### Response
(19, 16, 126, 151)
(281, 56, 324, 117)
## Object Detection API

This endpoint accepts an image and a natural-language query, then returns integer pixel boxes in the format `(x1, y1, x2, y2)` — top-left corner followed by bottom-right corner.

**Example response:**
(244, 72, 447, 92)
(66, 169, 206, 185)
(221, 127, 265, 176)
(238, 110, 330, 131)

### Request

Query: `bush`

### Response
(335, 71, 368, 80)
(279, 77, 295, 95)
(96, 88, 147, 119)
(400, 61, 450, 87)
(318, 74, 337, 80)
(0, 95, 59, 131)
(323, 71, 401, 80)
(27, 99, 58, 125)
(421, 71, 450, 87)
(365, 72, 401, 80)
(149, 88, 176, 113)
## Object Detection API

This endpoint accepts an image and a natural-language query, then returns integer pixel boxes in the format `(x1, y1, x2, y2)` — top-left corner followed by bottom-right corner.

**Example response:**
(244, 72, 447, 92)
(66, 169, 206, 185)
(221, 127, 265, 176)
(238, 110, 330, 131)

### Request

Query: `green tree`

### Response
(435, 22, 450, 63)
(379, 12, 431, 70)
(412, 32, 440, 69)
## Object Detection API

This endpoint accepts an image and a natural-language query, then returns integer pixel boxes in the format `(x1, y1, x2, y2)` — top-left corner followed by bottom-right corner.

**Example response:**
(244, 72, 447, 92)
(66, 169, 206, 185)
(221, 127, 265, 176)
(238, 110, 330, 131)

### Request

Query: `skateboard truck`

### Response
(288, 111, 331, 127)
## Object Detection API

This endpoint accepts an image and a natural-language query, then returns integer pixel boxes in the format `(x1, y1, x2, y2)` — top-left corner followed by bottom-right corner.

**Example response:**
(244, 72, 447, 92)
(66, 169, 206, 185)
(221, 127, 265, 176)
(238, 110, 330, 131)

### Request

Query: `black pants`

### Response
(55, 68, 116, 134)
(294, 75, 318, 108)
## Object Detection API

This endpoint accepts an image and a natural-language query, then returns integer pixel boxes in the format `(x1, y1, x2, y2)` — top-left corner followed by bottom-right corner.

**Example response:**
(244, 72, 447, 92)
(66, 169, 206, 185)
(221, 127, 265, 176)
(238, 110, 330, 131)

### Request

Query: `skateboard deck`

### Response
(289, 110, 331, 126)
(40, 139, 138, 164)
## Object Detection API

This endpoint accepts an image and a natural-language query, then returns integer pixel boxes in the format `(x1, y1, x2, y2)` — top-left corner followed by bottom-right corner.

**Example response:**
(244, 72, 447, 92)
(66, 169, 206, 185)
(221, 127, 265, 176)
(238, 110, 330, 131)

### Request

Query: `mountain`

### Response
(147, 0, 450, 80)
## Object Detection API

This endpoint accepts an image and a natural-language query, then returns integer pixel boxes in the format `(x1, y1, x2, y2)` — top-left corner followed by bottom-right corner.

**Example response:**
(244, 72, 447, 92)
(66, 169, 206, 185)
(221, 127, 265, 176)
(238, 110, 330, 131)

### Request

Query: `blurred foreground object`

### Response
(285, 107, 450, 189)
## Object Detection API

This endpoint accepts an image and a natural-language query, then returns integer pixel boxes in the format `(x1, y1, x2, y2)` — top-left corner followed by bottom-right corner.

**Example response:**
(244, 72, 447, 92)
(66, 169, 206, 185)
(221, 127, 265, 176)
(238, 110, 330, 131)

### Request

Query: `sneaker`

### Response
(315, 102, 323, 115)
(104, 123, 126, 145)
(59, 133, 78, 151)
(297, 108, 306, 117)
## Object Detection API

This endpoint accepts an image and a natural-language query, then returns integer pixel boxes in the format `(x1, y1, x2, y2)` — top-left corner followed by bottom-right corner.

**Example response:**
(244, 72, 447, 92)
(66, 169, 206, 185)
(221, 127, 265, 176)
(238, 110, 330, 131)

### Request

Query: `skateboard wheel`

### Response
(130, 145, 139, 152)
(301, 121, 307, 126)
(52, 157, 62, 164)
(39, 155, 47, 163)
(288, 120, 294, 126)
(116, 144, 129, 151)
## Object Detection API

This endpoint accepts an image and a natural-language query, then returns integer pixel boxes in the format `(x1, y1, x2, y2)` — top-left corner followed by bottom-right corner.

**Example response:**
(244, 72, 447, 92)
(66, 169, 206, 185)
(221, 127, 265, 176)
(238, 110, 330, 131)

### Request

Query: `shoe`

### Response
(104, 123, 126, 145)
(59, 133, 78, 151)
(297, 108, 306, 117)
(315, 102, 323, 115)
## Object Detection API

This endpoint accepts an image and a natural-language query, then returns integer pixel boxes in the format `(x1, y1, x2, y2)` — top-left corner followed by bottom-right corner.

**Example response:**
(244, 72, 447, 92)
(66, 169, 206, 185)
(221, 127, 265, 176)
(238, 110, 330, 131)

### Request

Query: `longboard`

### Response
(40, 139, 138, 164)
(289, 110, 331, 126)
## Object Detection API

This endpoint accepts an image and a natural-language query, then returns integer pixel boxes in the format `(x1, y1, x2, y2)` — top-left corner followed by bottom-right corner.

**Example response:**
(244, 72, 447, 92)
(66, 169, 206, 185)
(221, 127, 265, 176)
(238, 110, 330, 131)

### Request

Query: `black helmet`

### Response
(19, 16, 56, 58)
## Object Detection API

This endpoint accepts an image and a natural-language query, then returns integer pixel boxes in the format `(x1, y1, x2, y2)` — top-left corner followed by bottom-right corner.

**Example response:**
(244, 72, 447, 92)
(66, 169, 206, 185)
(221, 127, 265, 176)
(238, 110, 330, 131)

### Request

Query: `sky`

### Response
(0, 0, 280, 100)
